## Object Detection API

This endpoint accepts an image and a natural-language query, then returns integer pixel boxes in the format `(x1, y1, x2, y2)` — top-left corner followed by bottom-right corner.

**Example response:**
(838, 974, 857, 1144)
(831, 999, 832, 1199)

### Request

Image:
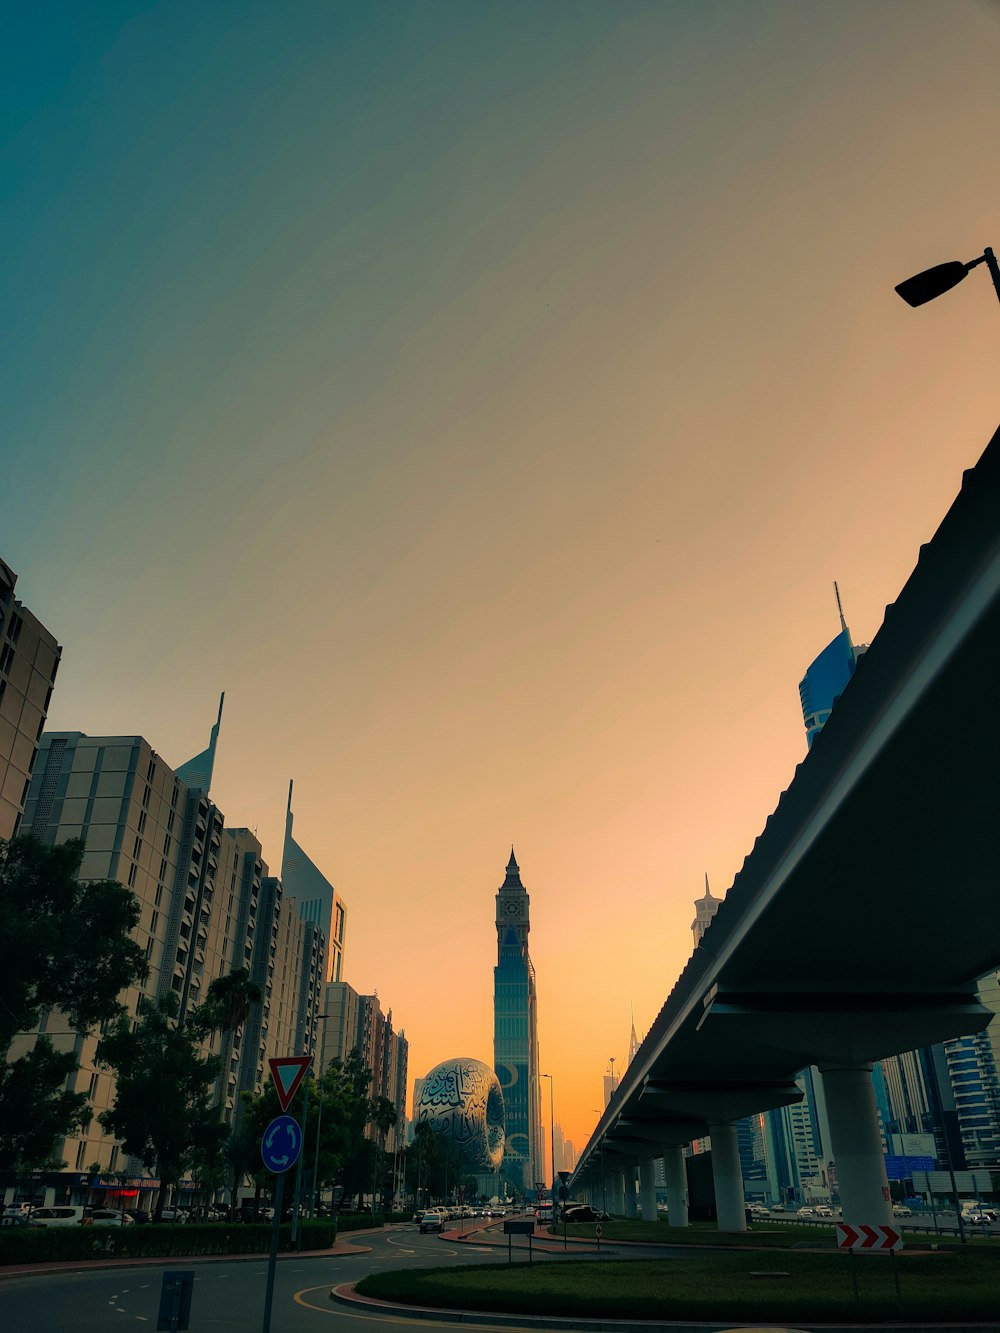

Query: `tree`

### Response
(369, 1095, 398, 1212)
(95, 992, 227, 1220)
(0, 835, 147, 1173)
(198, 967, 262, 1036)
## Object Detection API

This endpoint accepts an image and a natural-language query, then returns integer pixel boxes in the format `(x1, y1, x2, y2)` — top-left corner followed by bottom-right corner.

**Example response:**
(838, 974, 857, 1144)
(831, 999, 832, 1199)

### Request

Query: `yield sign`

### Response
(837, 1222, 902, 1251)
(268, 1055, 312, 1112)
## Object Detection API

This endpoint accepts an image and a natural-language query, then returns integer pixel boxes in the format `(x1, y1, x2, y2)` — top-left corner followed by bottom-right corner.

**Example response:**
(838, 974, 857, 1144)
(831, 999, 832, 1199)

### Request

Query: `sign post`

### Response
(260, 1113, 304, 1333)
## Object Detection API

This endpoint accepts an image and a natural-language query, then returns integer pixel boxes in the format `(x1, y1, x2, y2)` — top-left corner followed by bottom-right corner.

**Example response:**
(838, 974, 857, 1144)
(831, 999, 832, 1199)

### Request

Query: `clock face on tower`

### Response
(505, 900, 520, 916)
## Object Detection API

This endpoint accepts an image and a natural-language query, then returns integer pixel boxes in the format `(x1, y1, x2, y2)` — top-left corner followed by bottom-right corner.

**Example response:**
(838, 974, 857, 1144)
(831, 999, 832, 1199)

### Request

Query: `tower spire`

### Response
(704, 872, 714, 899)
(175, 691, 225, 793)
(834, 580, 848, 634)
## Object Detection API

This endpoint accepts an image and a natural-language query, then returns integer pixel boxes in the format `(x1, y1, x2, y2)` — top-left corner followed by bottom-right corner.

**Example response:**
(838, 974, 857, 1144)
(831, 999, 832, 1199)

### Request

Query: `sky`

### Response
(3, 0, 999, 1162)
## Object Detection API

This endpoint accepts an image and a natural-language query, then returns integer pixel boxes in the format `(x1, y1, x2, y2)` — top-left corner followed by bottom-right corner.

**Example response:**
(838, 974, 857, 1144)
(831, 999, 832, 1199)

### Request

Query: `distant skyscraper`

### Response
(493, 848, 541, 1194)
(692, 873, 721, 947)
(0, 557, 61, 839)
(798, 583, 867, 748)
(282, 780, 346, 982)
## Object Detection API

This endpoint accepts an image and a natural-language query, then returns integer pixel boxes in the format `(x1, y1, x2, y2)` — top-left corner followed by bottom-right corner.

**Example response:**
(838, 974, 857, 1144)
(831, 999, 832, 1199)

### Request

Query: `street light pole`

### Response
(541, 1073, 555, 1202)
(310, 1012, 332, 1219)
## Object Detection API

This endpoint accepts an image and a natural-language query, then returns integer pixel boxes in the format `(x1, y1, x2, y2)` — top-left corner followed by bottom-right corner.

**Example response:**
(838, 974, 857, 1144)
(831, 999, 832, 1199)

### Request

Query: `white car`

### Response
(419, 1210, 445, 1233)
(28, 1206, 92, 1227)
(891, 1204, 912, 1218)
(814, 1205, 833, 1217)
(91, 1208, 135, 1226)
(797, 1206, 816, 1218)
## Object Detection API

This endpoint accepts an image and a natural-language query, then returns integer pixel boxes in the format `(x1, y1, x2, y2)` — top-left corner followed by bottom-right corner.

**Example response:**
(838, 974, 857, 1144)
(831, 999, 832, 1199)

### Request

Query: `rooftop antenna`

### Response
(834, 581, 848, 633)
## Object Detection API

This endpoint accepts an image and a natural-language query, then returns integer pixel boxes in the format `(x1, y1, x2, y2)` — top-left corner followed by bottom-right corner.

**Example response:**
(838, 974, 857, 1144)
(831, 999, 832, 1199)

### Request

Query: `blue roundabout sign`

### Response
(261, 1114, 303, 1173)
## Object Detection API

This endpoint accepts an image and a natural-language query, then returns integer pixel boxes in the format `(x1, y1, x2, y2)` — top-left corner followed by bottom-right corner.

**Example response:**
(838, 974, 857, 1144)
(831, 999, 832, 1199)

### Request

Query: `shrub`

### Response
(0, 1218, 337, 1266)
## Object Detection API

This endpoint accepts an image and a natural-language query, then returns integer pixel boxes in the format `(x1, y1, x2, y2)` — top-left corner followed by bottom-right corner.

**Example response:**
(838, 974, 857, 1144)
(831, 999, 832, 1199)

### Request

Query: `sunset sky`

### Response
(3, 1, 999, 1160)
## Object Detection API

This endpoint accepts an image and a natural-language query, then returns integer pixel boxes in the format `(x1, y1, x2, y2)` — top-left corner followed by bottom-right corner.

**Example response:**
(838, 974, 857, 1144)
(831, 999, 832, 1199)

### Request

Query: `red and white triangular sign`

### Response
(268, 1056, 312, 1112)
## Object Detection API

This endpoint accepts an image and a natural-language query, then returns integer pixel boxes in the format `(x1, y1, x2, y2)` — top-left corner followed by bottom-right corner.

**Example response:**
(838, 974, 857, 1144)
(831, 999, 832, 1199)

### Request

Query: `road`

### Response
(0, 1221, 692, 1332)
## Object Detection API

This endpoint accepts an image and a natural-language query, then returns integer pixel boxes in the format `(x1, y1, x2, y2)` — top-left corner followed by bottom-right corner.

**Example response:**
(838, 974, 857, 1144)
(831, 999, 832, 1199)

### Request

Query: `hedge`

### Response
(0, 1218, 338, 1266)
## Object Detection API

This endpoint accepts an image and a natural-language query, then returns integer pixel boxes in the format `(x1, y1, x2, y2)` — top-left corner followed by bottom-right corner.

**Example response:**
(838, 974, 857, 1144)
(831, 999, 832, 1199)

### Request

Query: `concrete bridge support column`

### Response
(663, 1146, 689, 1228)
(623, 1166, 639, 1217)
(609, 1170, 626, 1216)
(709, 1122, 747, 1232)
(638, 1158, 658, 1221)
(819, 1064, 892, 1229)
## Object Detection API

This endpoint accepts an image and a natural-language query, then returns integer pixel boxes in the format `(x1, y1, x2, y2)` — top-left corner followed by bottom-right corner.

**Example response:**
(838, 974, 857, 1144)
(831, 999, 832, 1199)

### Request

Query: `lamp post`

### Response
(310, 1011, 333, 1219)
(541, 1073, 555, 1202)
(895, 246, 1000, 309)
(592, 1110, 607, 1215)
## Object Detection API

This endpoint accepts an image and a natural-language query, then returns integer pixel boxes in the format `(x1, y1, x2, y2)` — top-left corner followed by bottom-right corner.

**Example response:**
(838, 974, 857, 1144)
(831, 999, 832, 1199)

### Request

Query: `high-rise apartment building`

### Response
(282, 781, 346, 982)
(15, 713, 325, 1204)
(0, 557, 61, 839)
(493, 848, 541, 1194)
(317, 980, 409, 1152)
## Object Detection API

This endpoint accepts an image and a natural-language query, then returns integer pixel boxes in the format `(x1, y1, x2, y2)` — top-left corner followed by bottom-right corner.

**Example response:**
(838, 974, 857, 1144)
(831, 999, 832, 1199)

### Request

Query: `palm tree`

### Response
(369, 1096, 398, 1214)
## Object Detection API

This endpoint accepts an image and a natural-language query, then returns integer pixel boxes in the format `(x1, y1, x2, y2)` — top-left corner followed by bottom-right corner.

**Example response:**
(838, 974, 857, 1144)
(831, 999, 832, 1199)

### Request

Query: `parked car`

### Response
(127, 1210, 152, 1225)
(769, 1203, 786, 1212)
(419, 1210, 445, 1233)
(749, 1204, 770, 1218)
(91, 1209, 134, 1227)
(0, 1214, 31, 1228)
(158, 1207, 190, 1224)
(561, 1204, 598, 1223)
(28, 1206, 93, 1227)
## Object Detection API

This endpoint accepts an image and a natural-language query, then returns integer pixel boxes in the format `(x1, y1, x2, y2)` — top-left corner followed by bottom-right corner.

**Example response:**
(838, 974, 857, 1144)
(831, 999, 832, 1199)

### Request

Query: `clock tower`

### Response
(493, 848, 541, 1197)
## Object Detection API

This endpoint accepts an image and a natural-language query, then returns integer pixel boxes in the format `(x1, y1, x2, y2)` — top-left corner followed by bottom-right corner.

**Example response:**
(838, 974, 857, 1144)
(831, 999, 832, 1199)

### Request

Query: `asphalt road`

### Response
(0, 1222, 690, 1333)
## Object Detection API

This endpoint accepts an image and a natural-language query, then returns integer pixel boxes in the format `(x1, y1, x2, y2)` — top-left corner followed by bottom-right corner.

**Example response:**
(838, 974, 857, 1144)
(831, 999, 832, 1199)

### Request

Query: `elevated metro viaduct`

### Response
(570, 424, 1000, 1232)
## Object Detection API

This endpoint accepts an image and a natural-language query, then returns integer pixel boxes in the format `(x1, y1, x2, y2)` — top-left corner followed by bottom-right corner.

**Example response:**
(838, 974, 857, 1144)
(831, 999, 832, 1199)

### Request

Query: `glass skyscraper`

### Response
(493, 849, 540, 1195)
(798, 584, 866, 748)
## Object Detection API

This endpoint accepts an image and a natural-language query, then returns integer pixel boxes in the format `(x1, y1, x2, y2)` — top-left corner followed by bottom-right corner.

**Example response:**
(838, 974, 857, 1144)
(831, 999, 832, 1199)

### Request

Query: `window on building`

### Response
(75, 1142, 88, 1171)
(127, 863, 137, 888)
(133, 835, 142, 860)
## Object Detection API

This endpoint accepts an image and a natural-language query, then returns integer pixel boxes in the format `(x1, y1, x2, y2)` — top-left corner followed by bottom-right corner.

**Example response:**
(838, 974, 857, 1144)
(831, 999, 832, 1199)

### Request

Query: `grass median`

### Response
(356, 1249, 1000, 1323)
(555, 1218, 1000, 1249)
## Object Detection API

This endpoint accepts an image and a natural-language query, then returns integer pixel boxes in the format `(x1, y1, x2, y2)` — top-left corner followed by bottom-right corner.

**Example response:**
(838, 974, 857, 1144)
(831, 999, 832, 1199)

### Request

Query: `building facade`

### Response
(0, 557, 61, 839)
(12, 714, 326, 1205)
(282, 780, 346, 982)
(493, 848, 541, 1194)
(317, 980, 409, 1152)
(798, 583, 867, 749)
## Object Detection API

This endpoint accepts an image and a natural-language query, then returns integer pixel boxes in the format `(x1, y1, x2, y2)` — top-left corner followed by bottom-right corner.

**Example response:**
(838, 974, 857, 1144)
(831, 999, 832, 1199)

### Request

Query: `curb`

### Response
(0, 1228, 387, 1281)
(330, 1282, 1000, 1333)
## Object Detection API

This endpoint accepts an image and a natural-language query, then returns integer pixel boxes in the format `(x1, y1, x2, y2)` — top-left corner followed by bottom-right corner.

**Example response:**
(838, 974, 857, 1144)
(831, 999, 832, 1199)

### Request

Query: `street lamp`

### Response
(310, 1012, 333, 1220)
(540, 1073, 555, 1201)
(894, 246, 1000, 309)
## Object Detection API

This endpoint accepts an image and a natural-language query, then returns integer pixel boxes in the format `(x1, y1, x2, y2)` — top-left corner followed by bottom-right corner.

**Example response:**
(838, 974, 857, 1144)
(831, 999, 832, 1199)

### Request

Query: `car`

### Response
(749, 1204, 769, 1218)
(91, 1208, 134, 1226)
(158, 1207, 190, 1224)
(769, 1203, 786, 1212)
(419, 1210, 445, 1233)
(891, 1204, 912, 1217)
(797, 1206, 816, 1218)
(127, 1209, 152, 1225)
(3, 1203, 31, 1219)
(0, 1214, 31, 1228)
(562, 1204, 598, 1223)
(28, 1206, 93, 1227)
(814, 1205, 833, 1217)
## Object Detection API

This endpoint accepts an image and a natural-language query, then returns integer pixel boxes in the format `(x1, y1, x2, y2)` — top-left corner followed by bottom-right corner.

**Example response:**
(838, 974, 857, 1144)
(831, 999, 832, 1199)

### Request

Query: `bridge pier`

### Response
(638, 1158, 658, 1221)
(623, 1165, 638, 1217)
(709, 1122, 747, 1232)
(663, 1145, 689, 1227)
(609, 1169, 626, 1216)
(820, 1063, 893, 1228)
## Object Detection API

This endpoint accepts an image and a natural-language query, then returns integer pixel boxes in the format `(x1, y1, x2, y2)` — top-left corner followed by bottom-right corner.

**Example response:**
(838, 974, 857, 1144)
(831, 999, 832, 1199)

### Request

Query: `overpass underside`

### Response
(572, 423, 1000, 1231)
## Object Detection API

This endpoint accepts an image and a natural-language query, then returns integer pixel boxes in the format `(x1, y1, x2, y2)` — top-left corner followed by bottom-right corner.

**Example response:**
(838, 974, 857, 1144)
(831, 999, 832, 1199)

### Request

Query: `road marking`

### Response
(293, 1285, 562, 1329)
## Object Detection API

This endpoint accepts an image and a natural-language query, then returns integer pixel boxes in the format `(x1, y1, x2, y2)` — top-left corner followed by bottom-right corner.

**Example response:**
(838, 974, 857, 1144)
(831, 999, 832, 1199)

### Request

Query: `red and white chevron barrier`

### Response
(837, 1222, 903, 1251)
